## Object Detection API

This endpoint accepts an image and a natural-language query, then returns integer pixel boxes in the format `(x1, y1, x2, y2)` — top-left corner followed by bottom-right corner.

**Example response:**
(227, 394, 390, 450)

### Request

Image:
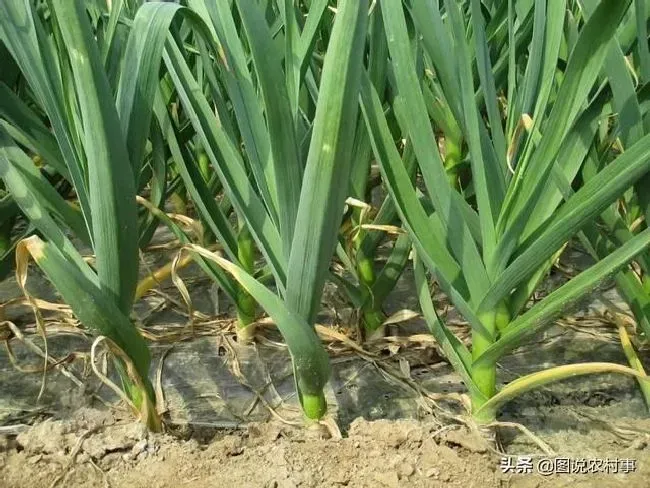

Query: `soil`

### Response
(1, 393, 650, 488)
(1, 410, 497, 488)
(2, 242, 650, 487)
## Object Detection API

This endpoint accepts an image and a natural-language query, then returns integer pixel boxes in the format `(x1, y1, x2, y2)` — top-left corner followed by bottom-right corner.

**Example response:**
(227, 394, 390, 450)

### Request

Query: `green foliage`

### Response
(2, 0, 650, 429)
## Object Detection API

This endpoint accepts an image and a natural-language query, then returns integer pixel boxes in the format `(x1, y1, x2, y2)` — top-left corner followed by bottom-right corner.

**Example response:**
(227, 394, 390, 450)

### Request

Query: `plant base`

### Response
(140, 395, 163, 433)
(362, 308, 386, 341)
(301, 391, 327, 420)
(365, 324, 386, 342)
(236, 322, 257, 344)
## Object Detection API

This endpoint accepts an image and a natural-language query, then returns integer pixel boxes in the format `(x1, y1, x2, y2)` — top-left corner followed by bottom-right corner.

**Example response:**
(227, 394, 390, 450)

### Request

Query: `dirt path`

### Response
(2, 405, 649, 488)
